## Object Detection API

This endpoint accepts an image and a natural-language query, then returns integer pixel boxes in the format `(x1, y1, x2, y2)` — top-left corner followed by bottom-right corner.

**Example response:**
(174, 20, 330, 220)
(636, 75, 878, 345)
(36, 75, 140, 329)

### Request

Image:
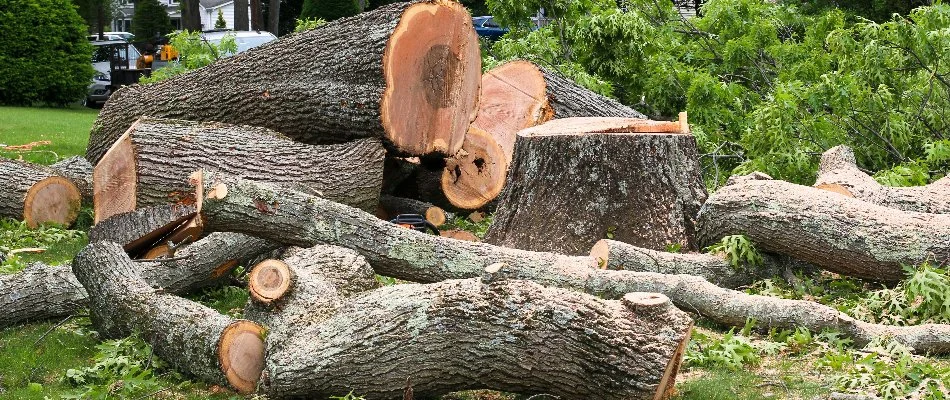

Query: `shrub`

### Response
(0, 0, 94, 106)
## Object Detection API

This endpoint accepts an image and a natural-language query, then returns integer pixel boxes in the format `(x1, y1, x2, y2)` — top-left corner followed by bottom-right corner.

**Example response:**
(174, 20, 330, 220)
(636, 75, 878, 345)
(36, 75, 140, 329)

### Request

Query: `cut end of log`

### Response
(94, 127, 138, 223)
(424, 206, 447, 226)
(815, 183, 855, 198)
(23, 176, 82, 228)
(441, 126, 507, 210)
(212, 259, 240, 278)
(248, 259, 293, 304)
(622, 292, 672, 310)
(381, 0, 481, 156)
(654, 321, 693, 400)
(218, 320, 266, 394)
(519, 117, 691, 138)
(589, 239, 610, 269)
(141, 244, 171, 259)
(473, 60, 550, 162)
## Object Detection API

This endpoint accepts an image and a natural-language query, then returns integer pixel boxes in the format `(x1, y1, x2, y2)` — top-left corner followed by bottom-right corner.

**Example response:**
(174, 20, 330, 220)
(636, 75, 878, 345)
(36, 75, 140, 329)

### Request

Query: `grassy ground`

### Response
(0, 106, 98, 165)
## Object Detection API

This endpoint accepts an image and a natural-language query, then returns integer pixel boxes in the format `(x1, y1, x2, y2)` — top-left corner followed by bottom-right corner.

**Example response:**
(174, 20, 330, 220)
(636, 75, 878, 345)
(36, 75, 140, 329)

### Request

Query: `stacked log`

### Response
(0, 158, 82, 227)
(89, 204, 197, 256)
(50, 156, 94, 204)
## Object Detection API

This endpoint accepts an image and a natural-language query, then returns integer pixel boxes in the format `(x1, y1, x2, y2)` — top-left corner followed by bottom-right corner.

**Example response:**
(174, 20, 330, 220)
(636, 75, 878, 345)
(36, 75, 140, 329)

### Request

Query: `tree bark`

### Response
(698, 173, 950, 282)
(378, 194, 448, 226)
(234, 0, 249, 30)
(86, 1, 481, 164)
(0, 232, 277, 328)
(89, 204, 197, 256)
(194, 173, 950, 354)
(262, 278, 692, 400)
(815, 145, 950, 214)
(93, 117, 384, 223)
(267, 0, 280, 34)
(473, 60, 646, 164)
(51, 156, 94, 205)
(182, 0, 202, 31)
(0, 158, 82, 228)
(484, 117, 707, 255)
(250, 0, 263, 30)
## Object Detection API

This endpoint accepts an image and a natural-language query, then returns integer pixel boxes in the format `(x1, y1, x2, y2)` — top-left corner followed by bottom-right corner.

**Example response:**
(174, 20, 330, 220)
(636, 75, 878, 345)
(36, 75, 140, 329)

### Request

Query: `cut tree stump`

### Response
(93, 117, 385, 223)
(261, 277, 692, 400)
(815, 145, 950, 214)
(698, 173, 950, 282)
(193, 173, 950, 354)
(89, 204, 197, 256)
(377, 194, 448, 226)
(473, 60, 646, 163)
(73, 242, 266, 393)
(85, 0, 481, 164)
(484, 117, 707, 255)
(51, 156, 94, 204)
(0, 158, 82, 227)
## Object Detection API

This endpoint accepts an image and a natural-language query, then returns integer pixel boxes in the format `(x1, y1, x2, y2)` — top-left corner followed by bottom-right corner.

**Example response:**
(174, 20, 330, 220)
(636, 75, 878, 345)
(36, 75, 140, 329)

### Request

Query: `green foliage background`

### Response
(0, 0, 94, 106)
(299, 0, 360, 21)
(485, 0, 950, 187)
(131, 0, 173, 40)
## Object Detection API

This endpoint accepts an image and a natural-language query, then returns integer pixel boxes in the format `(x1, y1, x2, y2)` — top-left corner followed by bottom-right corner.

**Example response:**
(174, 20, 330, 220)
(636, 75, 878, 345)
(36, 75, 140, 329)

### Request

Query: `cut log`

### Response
(85, 0, 481, 164)
(0, 232, 277, 328)
(378, 194, 448, 226)
(698, 174, 950, 282)
(194, 173, 950, 354)
(484, 117, 707, 255)
(815, 145, 950, 214)
(473, 60, 646, 163)
(0, 158, 82, 227)
(72, 242, 266, 393)
(93, 117, 385, 223)
(51, 156, 94, 204)
(440, 229, 479, 242)
(261, 277, 693, 400)
(89, 204, 197, 256)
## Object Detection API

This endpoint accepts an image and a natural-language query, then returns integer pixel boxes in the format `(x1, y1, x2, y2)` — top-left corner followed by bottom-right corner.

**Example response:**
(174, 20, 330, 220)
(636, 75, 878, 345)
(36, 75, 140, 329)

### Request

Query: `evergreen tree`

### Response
(299, 0, 360, 21)
(132, 0, 173, 40)
(215, 9, 228, 28)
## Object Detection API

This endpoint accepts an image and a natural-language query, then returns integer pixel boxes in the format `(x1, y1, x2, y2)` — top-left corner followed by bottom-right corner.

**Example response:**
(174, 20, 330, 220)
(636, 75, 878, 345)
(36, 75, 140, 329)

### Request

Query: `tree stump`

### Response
(473, 60, 646, 164)
(484, 117, 706, 255)
(93, 117, 385, 223)
(0, 158, 82, 227)
(85, 0, 481, 164)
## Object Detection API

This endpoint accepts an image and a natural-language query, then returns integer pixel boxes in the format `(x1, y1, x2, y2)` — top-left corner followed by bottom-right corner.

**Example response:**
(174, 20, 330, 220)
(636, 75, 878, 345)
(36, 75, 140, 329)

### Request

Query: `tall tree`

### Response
(132, 0, 173, 40)
(251, 0, 263, 29)
(235, 0, 250, 30)
(267, 0, 280, 34)
(180, 0, 202, 31)
(73, 0, 114, 36)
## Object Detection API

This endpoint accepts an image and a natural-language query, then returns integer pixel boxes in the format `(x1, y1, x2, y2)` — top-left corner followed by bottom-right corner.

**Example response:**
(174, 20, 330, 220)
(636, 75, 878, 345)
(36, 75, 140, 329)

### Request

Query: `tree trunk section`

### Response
(51, 156, 94, 204)
(698, 173, 950, 282)
(815, 145, 950, 214)
(378, 194, 448, 226)
(86, 1, 481, 163)
(250, 0, 263, 30)
(93, 117, 384, 223)
(234, 0, 249, 30)
(267, 0, 280, 33)
(89, 204, 197, 256)
(182, 0, 202, 30)
(0, 263, 87, 328)
(72, 242, 266, 393)
(262, 278, 692, 400)
(484, 117, 706, 255)
(0, 158, 82, 228)
(473, 60, 646, 164)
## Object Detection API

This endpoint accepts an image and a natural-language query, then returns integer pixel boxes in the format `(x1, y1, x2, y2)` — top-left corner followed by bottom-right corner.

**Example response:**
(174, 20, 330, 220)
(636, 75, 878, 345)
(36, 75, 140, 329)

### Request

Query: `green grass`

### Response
(0, 106, 97, 165)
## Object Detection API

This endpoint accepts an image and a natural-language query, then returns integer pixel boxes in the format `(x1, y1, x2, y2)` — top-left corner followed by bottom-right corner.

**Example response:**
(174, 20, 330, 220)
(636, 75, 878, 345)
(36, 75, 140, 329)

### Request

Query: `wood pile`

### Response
(2, 1, 950, 398)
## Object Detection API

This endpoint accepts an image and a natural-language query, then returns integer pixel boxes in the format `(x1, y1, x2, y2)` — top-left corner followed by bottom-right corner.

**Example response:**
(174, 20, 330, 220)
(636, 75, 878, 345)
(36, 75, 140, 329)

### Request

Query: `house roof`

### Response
(200, 0, 233, 9)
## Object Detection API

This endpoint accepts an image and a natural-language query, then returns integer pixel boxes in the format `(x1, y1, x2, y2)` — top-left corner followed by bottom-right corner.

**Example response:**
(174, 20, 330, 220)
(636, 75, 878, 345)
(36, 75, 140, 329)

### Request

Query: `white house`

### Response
(111, 0, 253, 33)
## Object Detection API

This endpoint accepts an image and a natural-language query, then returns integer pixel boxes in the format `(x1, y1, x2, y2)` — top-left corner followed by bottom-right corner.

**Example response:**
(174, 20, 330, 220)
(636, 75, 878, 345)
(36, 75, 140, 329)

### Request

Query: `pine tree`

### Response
(132, 0, 173, 40)
(299, 0, 360, 21)
(215, 9, 227, 28)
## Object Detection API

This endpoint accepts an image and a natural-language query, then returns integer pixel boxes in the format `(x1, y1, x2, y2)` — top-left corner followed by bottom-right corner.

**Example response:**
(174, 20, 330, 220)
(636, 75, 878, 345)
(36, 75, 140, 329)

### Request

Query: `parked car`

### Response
(84, 40, 141, 107)
(201, 30, 278, 55)
(105, 31, 135, 41)
(88, 34, 124, 41)
(473, 16, 508, 40)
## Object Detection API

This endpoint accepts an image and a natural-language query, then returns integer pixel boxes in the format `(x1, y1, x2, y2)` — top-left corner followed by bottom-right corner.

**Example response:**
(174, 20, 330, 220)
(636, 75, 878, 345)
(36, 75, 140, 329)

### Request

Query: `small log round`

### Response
(248, 260, 294, 305)
(219, 320, 267, 394)
(439, 126, 507, 209)
(485, 117, 707, 255)
(0, 158, 81, 227)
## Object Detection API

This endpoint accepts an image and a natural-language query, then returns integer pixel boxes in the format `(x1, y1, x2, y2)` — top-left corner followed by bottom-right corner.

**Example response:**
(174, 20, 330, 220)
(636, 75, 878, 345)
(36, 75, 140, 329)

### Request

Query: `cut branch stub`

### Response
(89, 204, 197, 256)
(248, 259, 294, 305)
(378, 194, 447, 226)
(485, 117, 707, 255)
(86, 1, 480, 164)
(0, 158, 82, 227)
(439, 126, 507, 210)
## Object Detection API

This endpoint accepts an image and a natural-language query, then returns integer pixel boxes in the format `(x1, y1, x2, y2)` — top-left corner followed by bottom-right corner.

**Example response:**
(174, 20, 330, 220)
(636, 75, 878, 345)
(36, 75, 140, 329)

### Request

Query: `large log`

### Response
(194, 173, 950, 354)
(89, 204, 197, 256)
(0, 158, 82, 227)
(815, 145, 950, 214)
(698, 173, 950, 282)
(93, 117, 385, 223)
(0, 232, 277, 328)
(85, 1, 481, 164)
(50, 156, 94, 204)
(484, 117, 707, 255)
(473, 60, 646, 163)
(73, 242, 266, 393)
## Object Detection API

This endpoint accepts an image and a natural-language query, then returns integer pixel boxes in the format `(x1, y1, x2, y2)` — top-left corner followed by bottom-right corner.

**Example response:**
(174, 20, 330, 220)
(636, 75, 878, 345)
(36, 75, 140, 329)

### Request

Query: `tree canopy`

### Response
(132, 0, 173, 40)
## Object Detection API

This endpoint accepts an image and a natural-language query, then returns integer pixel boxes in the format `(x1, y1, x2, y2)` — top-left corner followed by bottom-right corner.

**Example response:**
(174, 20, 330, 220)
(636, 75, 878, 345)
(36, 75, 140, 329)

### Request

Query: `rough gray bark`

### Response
(698, 174, 950, 282)
(195, 173, 950, 354)
(86, 0, 480, 163)
(51, 156, 94, 204)
(262, 278, 692, 400)
(0, 232, 276, 328)
(234, 0, 249, 30)
(93, 117, 384, 222)
(378, 194, 448, 226)
(89, 204, 197, 255)
(815, 145, 950, 214)
(474, 60, 646, 163)
(72, 242, 266, 392)
(0, 158, 81, 228)
(485, 118, 707, 255)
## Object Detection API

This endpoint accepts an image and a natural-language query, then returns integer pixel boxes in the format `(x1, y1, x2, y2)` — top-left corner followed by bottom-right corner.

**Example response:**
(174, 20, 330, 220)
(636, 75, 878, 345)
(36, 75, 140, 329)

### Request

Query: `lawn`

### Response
(0, 106, 97, 165)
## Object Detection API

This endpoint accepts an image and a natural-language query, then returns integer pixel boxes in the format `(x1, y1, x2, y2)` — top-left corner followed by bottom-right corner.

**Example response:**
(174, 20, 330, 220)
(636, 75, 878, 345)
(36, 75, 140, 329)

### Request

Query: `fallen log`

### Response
(89, 204, 197, 256)
(815, 145, 950, 214)
(194, 173, 950, 354)
(0, 158, 82, 227)
(261, 277, 692, 400)
(93, 117, 385, 223)
(50, 156, 94, 204)
(85, 0, 481, 164)
(698, 173, 950, 282)
(378, 194, 448, 226)
(73, 242, 265, 393)
(484, 117, 707, 255)
(0, 232, 277, 328)
(473, 60, 646, 163)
